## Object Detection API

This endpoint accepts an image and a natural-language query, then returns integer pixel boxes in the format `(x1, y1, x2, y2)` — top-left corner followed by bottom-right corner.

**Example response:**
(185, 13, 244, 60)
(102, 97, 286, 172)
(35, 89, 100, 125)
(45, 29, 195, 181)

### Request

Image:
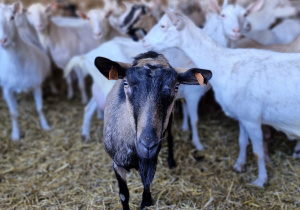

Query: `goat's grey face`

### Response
(95, 51, 212, 160)
(0, 3, 19, 48)
(125, 54, 178, 159)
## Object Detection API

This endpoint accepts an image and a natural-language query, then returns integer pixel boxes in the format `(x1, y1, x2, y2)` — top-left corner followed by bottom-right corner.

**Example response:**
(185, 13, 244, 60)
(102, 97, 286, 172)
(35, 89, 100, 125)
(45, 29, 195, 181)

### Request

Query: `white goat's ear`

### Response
(246, 0, 264, 15)
(208, 0, 221, 14)
(76, 11, 87, 19)
(165, 10, 185, 30)
(11, 1, 22, 15)
(45, 2, 56, 15)
(176, 68, 212, 87)
(94, 57, 131, 80)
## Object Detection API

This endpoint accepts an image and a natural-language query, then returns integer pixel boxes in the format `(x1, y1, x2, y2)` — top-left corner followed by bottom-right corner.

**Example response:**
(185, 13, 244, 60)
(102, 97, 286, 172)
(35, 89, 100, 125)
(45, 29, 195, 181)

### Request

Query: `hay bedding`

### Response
(0, 0, 299, 209)
(0, 75, 299, 209)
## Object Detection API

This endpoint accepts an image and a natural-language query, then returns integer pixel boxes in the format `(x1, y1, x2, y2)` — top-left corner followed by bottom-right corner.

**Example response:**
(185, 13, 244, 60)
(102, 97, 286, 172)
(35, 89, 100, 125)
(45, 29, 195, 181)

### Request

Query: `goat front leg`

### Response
(181, 101, 189, 131)
(3, 88, 19, 140)
(113, 163, 130, 210)
(293, 140, 300, 158)
(33, 87, 50, 130)
(234, 122, 249, 172)
(74, 67, 88, 104)
(186, 95, 203, 150)
(166, 113, 176, 169)
(65, 74, 74, 99)
(81, 97, 98, 141)
(242, 121, 267, 188)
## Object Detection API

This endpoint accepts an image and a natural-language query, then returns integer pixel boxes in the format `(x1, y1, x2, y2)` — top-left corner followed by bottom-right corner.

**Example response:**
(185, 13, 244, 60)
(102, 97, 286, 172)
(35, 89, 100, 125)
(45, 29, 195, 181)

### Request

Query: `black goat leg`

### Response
(113, 163, 130, 210)
(167, 112, 176, 169)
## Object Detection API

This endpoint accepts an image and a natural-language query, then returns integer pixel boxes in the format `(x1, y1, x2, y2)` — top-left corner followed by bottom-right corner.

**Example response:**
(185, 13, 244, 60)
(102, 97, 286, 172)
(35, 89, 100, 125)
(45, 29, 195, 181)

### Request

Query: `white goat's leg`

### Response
(234, 122, 249, 172)
(97, 108, 104, 120)
(3, 88, 20, 141)
(82, 97, 98, 141)
(181, 101, 189, 131)
(66, 74, 74, 99)
(242, 121, 267, 188)
(186, 98, 203, 151)
(33, 87, 50, 130)
(49, 80, 58, 94)
(74, 67, 88, 104)
(293, 140, 300, 158)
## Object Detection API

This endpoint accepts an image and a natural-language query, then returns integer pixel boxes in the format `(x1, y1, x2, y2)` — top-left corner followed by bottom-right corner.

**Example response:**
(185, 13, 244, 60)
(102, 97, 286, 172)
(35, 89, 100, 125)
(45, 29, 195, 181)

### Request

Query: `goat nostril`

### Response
(0, 38, 7, 44)
(233, 28, 241, 33)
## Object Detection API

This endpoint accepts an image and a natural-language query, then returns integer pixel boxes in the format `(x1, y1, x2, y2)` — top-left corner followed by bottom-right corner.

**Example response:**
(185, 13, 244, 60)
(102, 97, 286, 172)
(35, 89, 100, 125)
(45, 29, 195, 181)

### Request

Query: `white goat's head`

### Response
(77, 9, 109, 40)
(27, 3, 53, 32)
(244, 0, 297, 32)
(0, 2, 20, 48)
(143, 11, 186, 52)
(209, 0, 264, 40)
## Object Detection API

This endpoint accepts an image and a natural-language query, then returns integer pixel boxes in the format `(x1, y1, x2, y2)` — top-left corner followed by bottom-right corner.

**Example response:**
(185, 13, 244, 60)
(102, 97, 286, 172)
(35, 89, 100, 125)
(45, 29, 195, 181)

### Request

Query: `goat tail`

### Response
(63, 55, 86, 78)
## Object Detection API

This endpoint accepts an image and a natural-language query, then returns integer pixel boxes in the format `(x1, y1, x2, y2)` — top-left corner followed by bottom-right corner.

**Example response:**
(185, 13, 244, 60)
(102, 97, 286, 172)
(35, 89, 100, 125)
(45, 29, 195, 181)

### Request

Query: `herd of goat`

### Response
(1, 0, 300, 209)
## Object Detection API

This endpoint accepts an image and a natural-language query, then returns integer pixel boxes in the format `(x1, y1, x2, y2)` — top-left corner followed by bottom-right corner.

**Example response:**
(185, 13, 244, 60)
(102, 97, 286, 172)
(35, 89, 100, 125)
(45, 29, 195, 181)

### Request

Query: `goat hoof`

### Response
(141, 199, 152, 209)
(233, 163, 246, 173)
(249, 178, 266, 188)
(168, 158, 177, 169)
(81, 135, 90, 142)
(293, 150, 300, 158)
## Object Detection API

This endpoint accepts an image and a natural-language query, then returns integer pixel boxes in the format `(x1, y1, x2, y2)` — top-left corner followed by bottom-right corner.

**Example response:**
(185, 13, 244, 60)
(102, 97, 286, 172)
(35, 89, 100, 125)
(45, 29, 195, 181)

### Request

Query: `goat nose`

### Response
(140, 138, 156, 151)
(232, 28, 241, 33)
(142, 39, 145, 43)
(95, 32, 102, 37)
(0, 38, 7, 44)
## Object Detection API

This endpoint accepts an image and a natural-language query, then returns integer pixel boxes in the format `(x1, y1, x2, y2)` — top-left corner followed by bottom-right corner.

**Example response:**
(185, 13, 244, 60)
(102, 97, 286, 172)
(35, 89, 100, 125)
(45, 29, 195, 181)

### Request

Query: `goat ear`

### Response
(11, 1, 22, 15)
(176, 68, 212, 87)
(246, 0, 264, 15)
(45, 2, 56, 14)
(165, 10, 185, 30)
(209, 0, 221, 14)
(94, 57, 131, 80)
(76, 11, 87, 19)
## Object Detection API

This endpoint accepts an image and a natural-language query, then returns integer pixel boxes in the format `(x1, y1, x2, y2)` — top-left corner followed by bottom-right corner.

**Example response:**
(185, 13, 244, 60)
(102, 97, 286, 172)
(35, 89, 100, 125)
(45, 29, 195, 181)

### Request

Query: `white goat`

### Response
(0, 2, 51, 140)
(77, 8, 123, 41)
(143, 11, 300, 187)
(206, 0, 263, 47)
(27, 3, 99, 104)
(244, 0, 297, 31)
(244, 18, 300, 45)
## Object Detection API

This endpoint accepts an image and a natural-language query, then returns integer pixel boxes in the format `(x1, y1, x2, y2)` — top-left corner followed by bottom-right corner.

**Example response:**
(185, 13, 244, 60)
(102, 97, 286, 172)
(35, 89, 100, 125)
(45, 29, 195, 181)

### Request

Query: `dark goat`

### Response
(94, 51, 212, 209)
(120, 4, 156, 41)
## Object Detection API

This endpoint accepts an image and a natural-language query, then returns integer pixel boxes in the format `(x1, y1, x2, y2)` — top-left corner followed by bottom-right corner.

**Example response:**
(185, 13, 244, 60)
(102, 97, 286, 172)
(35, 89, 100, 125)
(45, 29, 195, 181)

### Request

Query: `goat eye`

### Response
(10, 16, 14, 20)
(243, 13, 247, 17)
(175, 84, 179, 92)
(221, 14, 225, 18)
(124, 80, 129, 88)
(160, 25, 165, 29)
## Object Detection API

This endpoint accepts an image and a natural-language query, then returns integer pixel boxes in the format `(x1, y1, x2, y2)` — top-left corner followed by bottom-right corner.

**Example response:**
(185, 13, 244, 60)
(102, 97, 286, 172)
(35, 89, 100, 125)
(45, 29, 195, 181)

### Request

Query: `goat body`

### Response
(144, 11, 300, 187)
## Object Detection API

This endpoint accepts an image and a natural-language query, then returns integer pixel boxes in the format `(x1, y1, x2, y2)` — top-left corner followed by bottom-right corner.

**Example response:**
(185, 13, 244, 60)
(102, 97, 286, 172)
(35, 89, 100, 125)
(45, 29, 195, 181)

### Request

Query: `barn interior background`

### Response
(0, 0, 300, 209)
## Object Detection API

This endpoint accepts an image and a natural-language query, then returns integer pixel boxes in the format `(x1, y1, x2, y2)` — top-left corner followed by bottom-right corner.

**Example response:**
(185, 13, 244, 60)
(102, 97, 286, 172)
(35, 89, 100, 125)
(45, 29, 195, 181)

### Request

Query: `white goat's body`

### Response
(144, 12, 300, 187)
(0, 38, 49, 92)
(27, 3, 102, 104)
(0, 3, 51, 140)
